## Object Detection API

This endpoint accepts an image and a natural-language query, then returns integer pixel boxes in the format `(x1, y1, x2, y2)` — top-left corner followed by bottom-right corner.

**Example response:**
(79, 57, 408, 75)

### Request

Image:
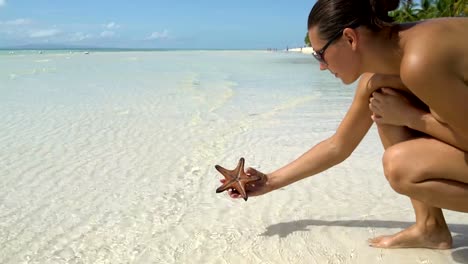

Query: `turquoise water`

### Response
(0, 50, 353, 127)
(0, 50, 359, 263)
(1, 50, 465, 264)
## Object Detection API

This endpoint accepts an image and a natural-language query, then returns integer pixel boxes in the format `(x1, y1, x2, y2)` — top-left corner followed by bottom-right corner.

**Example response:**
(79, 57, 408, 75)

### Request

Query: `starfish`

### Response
(215, 157, 261, 201)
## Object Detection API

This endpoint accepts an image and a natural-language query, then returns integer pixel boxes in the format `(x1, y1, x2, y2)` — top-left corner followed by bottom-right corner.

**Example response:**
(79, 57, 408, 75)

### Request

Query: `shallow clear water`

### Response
(1, 51, 464, 264)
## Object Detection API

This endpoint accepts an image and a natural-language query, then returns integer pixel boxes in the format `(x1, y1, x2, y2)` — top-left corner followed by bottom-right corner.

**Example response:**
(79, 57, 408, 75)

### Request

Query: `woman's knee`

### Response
(382, 145, 415, 194)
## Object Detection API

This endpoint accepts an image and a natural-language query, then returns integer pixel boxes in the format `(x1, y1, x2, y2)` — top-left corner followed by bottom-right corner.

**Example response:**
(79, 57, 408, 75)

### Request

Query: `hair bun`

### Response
(370, 0, 400, 22)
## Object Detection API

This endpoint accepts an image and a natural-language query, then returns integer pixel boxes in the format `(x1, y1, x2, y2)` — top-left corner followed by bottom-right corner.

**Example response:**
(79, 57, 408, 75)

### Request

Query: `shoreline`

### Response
(286, 46, 314, 55)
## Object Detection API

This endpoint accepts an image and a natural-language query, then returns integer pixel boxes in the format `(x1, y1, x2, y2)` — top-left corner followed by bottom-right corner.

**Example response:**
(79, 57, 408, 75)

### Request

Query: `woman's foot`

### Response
(368, 223, 452, 249)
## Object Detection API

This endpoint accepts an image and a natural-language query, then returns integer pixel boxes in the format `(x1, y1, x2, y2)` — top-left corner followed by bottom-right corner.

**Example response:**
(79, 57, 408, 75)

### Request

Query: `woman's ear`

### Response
(343, 28, 359, 50)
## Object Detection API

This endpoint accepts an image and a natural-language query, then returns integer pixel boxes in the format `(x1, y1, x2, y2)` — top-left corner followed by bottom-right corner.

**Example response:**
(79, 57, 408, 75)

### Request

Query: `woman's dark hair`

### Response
(308, 0, 401, 40)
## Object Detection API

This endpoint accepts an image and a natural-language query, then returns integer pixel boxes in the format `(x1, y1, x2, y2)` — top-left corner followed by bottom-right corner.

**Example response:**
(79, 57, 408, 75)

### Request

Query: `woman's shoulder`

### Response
(400, 18, 467, 79)
(398, 18, 468, 90)
(403, 17, 468, 51)
(407, 17, 468, 32)
(402, 17, 468, 44)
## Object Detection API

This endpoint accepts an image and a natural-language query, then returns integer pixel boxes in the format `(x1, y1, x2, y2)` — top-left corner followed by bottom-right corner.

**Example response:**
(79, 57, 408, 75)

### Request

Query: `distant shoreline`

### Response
(0, 47, 314, 56)
(0, 47, 270, 52)
(285, 47, 314, 55)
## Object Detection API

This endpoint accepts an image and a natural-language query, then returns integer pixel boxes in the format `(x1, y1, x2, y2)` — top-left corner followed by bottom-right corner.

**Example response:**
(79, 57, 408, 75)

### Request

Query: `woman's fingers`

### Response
(218, 166, 268, 199)
(370, 89, 407, 124)
(230, 191, 240, 198)
(246, 167, 267, 182)
(245, 167, 258, 175)
(369, 102, 381, 114)
(371, 92, 382, 101)
(371, 113, 385, 123)
(381, 87, 400, 96)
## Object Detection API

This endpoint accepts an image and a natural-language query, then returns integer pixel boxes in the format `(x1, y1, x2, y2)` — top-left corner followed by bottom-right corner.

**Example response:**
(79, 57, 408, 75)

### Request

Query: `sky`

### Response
(0, 0, 317, 49)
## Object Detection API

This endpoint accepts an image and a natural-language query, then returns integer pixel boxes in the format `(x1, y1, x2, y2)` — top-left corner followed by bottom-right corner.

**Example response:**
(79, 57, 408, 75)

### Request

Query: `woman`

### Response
(222, 0, 468, 249)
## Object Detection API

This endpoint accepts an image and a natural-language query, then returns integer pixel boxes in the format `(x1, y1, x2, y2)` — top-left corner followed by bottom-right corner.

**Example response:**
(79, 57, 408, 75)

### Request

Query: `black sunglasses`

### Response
(312, 29, 344, 65)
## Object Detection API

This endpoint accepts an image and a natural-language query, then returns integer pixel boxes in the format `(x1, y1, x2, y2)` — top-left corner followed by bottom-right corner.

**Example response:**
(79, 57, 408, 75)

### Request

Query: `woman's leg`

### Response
(384, 137, 468, 212)
(368, 123, 467, 249)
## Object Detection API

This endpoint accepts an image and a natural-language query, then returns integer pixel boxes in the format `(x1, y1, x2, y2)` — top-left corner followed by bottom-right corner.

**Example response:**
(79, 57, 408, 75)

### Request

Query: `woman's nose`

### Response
(319, 62, 328, 71)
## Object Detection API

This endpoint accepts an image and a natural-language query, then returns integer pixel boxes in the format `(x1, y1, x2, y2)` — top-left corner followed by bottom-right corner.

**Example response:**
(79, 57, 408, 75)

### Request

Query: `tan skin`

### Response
(220, 17, 468, 249)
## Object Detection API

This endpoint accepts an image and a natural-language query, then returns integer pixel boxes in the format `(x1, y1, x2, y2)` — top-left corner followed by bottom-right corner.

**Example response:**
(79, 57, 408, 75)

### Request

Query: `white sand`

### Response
(0, 51, 467, 264)
(287, 47, 314, 55)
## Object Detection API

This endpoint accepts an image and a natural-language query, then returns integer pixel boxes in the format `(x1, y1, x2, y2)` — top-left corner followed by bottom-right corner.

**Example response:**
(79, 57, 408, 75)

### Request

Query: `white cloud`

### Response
(29, 29, 61, 38)
(70, 32, 92, 41)
(147, 30, 169, 40)
(104, 22, 120, 29)
(0, 0, 6, 7)
(0, 18, 32, 25)
(100, 31, 115, 38)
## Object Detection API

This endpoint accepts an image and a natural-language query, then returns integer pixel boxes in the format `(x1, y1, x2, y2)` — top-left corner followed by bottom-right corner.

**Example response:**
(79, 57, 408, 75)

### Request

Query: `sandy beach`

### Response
(286, 47, 314, 55)
(0, 50, 467, 264)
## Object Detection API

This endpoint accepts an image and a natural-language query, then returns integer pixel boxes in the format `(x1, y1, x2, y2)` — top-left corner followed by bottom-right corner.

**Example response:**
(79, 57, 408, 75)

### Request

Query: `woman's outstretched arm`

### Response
(267, 73, 380, 190)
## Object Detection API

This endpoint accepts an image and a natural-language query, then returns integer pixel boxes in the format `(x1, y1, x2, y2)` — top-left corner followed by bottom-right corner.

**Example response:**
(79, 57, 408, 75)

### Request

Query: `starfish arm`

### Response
(240, 174, 261, 183)
(233, 181, 249, 201)
(215, 165, 235, 180)
(235, 158, 245, 176)
(216, 179, 236, 193)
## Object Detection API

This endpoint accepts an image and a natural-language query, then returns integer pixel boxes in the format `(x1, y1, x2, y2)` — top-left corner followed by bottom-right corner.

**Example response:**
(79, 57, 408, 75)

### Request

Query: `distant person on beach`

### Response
(221, 0, 468, 249)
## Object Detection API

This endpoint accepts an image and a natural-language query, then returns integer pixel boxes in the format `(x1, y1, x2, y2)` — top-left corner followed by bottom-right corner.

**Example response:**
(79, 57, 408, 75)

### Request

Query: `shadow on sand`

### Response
(452, 247, 468, 264)
(260, 219, 468, 263)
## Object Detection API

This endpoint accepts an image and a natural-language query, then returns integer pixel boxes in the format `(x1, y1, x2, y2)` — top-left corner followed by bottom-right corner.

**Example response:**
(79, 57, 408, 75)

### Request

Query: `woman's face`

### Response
(308, 26, 361, 85)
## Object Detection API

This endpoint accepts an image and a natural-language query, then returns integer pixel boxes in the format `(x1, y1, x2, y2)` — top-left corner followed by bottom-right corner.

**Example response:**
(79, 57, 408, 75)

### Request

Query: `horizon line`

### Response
(0, 46, 283, 51)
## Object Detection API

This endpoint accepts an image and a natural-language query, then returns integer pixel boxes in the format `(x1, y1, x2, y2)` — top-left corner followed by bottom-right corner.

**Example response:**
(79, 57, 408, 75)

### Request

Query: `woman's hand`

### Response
(219, 167, 272, 199)
(369, 88, 424, 126)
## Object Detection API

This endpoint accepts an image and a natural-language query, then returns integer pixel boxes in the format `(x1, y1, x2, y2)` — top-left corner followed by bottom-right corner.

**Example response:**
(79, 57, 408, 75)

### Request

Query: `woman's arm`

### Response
(267, 73, 378, 190)
(407, 107, 468, 152)
(371, 87, 468, 151)
(401, 38, 468, 151)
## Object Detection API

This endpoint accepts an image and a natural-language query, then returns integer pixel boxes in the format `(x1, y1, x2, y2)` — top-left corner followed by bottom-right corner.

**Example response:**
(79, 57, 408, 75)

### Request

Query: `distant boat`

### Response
(84, 51, 90, 55)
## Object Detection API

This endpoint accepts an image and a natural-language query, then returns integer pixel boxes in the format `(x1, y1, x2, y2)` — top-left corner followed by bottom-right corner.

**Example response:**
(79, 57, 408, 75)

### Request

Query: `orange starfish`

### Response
(215, 157, 261, 201)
